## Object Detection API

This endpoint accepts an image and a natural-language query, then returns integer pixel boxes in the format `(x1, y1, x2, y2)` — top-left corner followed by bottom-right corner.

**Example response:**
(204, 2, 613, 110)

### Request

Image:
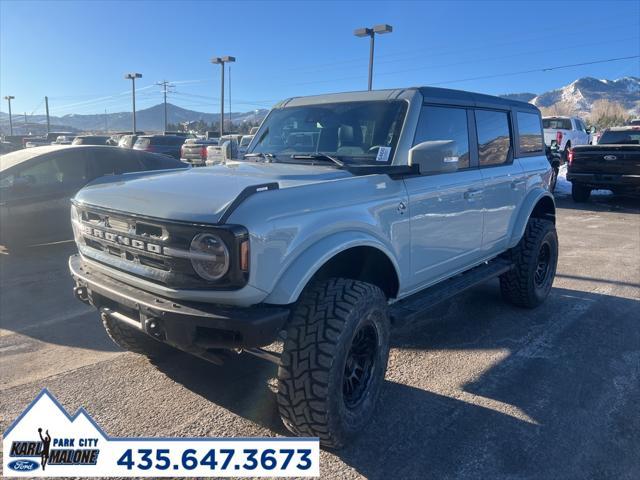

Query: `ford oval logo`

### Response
(8, 459, 39, 471)
(604, 155, 617, 161)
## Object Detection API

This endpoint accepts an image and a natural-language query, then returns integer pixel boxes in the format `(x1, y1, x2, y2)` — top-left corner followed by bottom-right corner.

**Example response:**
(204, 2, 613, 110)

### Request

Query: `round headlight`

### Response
(190, 233, 230, 281)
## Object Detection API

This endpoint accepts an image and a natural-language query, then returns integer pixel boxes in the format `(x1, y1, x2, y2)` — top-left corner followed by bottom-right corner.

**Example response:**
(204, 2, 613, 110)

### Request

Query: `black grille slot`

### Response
(139, 255, 170, 271)
(136, 223, 163, 238)
(86, 238, 105, 251)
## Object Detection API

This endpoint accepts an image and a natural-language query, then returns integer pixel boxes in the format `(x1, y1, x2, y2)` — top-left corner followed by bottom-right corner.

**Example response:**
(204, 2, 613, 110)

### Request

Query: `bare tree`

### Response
(538, 101, 577, 117)
(588, 99, 630, 129)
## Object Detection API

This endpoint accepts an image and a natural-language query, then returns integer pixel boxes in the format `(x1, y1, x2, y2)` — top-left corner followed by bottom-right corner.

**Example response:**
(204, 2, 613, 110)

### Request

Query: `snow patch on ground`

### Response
(556, 165, 612, 197)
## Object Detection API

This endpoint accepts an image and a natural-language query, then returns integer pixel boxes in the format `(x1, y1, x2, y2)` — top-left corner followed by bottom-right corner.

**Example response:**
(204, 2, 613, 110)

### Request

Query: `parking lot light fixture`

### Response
(4, 95, 15, 136)
(124, 73, 142, 134)
(211, 56, 236, 138)
(354, 24, 393, 91)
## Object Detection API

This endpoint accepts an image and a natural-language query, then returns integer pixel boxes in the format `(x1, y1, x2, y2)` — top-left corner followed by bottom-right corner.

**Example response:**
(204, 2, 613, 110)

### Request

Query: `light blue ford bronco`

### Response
(69, 87, 558, 447)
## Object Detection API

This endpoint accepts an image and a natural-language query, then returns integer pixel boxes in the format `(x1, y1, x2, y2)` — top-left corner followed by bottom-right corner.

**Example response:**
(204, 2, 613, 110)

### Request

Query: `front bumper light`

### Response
(190, 233, 230, 281)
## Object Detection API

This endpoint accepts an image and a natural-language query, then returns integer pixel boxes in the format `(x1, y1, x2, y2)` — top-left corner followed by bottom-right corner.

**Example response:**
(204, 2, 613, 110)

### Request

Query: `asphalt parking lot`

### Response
(1, 193, 639, 479)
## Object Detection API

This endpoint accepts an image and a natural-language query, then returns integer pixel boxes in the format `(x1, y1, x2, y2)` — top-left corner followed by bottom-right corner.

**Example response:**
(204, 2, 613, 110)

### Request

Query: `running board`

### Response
(389, 258, 513, 327)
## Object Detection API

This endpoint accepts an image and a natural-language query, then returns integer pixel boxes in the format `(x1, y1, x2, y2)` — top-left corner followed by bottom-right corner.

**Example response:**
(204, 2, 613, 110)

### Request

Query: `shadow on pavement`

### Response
(147, 282, 639, 478)
(554, 193, 640, 214)
(149, 350, 287, 436)
(0, 241, 118, 353)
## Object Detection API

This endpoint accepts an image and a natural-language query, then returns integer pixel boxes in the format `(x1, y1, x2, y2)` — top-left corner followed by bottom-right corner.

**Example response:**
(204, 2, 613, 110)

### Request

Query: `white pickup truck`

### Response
(542, 116, 592, 159)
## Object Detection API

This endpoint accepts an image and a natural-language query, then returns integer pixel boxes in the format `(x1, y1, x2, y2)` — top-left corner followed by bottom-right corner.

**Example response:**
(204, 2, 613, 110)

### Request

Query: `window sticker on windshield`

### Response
(444, 156, 459, 163)
(376, 146, 391, 162)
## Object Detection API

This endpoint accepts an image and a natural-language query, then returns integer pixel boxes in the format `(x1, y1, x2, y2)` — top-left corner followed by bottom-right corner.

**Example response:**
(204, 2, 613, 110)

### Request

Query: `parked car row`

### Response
(179, 133, 256, 166)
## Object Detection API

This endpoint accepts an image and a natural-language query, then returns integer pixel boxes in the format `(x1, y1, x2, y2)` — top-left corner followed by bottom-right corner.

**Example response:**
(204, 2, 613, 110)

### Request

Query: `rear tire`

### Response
(571, 183, 591, 202)
(102, 313, 174, 359)
(277, 278, 390, 448)
(500, 218, 558, 309)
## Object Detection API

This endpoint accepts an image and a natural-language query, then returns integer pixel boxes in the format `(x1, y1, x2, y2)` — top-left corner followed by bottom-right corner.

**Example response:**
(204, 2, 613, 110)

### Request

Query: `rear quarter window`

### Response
(516, 112, 543, 153)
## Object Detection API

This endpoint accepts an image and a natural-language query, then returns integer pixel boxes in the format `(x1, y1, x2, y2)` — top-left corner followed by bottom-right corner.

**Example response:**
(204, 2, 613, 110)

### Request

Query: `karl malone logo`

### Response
(9, 427, 99, 471)
(4, 389, 102, 474)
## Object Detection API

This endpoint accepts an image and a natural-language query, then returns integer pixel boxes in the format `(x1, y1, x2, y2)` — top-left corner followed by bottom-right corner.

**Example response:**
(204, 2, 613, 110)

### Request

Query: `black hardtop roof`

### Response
(279, 86, 539, 112)
(417, 86, 539, 111)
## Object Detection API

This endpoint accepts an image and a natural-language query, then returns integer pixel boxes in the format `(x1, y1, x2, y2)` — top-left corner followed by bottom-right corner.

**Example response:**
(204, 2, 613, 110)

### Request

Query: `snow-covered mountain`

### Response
(503, 76, 639, 115)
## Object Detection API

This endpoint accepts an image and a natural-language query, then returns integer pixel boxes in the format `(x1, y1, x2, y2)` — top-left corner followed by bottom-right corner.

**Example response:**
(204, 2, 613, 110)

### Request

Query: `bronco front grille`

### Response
(73, 203, 249, 289)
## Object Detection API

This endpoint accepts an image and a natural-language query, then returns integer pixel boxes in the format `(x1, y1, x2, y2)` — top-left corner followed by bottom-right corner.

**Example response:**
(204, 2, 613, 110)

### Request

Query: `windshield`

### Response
(250, 100, 407, 165)
(542, 118, 572, 130)
(598, 130, 640, 145)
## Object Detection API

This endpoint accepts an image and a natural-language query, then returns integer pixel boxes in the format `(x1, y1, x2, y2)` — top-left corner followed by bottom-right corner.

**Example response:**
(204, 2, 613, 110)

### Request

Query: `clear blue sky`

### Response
(1, 0, 639, 116)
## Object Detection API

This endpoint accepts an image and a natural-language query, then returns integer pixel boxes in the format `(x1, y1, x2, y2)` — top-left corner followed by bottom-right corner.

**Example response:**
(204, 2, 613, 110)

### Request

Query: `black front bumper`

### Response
(69, 254, 290, 352)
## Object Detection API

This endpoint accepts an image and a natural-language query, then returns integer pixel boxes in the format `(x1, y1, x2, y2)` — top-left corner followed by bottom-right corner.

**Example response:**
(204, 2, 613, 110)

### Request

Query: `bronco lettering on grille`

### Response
(82, 225, 163, 254)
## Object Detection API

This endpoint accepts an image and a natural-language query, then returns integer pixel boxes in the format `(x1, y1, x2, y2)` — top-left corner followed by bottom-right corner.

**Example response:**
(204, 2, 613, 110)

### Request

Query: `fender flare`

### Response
(507, 189, 556, 249)
(263, 231, 401, 305)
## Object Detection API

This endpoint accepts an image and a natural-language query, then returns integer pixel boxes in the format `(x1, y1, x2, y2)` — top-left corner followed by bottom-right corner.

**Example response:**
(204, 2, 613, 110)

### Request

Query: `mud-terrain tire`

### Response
(571, 183, 591, 202)
(102, 313, 174, 358)
(500, 218, 558, 308)
(277, 278, 390, 448)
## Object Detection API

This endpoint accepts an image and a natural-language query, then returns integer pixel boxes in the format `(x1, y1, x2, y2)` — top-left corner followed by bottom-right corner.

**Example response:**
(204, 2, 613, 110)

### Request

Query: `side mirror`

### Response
(408, 140, 459, 175)
(588, 126, 596, 134)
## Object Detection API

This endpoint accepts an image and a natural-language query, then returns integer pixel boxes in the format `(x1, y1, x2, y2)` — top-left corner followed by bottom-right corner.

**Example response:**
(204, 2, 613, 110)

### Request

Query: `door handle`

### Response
(510, 180, 526, 190)
(464, 189, 483, 200)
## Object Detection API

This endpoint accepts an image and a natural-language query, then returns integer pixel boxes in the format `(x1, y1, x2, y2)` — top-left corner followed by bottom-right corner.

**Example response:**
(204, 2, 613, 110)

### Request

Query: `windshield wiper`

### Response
(290, 153, 344, 168)
(244, 152, 277, 162)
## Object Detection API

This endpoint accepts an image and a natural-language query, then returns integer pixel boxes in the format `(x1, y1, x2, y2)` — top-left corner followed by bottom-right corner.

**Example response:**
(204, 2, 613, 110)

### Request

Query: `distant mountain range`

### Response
(501, 76, 640, 116)
(0, 103, 269, 135)
(1, 76, 638, 135)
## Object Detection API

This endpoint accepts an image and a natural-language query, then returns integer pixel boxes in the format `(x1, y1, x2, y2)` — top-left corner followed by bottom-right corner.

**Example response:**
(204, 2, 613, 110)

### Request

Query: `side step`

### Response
(389, 258, 513, 327)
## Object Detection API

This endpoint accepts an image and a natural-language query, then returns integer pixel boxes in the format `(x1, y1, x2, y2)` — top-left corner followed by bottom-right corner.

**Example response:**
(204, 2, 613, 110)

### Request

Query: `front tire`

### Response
(571, 183, 591, 202)
(102, 313, 175, 359)
(500, 218, 558, 308)
(277, 278, 390, 448)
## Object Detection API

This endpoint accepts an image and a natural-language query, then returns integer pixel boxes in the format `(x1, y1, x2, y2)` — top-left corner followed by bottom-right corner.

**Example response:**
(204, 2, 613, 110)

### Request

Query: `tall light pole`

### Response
(354, 24, 393, 91)
(124, 73, 142, 133)
(211, 56, 235, 138)
(156, 80, 173, 132)
(4, 96, 15, 136)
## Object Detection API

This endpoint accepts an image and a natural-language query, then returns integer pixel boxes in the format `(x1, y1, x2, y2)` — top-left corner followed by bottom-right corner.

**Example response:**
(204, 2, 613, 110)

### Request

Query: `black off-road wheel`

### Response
(571, 183, 591, 202)
(277, 278, 390, 448)
(500, 218, 558, 308)
(102, 313, 174, 359)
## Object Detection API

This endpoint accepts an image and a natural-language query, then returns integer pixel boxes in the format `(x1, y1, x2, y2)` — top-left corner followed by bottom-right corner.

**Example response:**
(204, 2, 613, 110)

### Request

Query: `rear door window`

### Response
(89, 149, 144, 177)
(516, 112, 543, 153)
(475, 110, 512, 167)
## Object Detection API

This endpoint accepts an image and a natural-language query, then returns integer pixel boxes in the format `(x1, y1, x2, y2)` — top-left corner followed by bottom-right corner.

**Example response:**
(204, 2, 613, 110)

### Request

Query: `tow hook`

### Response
(73, 286, 90, 304)
(145, 317, 165, 340)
